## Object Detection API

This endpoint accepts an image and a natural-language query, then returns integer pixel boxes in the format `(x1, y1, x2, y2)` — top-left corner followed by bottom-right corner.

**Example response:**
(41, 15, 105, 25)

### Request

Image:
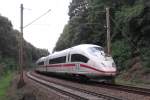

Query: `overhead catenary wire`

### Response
(18, 4, 51, 88)
(23, 9, 51, 28)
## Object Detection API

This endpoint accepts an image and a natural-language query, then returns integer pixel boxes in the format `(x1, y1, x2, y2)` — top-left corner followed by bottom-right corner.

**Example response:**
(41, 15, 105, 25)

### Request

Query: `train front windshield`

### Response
(87, 47, 105, 57)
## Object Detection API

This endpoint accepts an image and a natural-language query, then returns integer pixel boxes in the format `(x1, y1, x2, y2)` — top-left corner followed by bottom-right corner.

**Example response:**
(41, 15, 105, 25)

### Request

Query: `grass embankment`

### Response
(116, 75, 150, 89)
(0, 72, 13, 100)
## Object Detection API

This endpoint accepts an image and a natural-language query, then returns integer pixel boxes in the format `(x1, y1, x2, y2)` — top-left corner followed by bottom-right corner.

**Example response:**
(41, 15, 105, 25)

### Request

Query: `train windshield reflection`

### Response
(87, 47, 105, 57)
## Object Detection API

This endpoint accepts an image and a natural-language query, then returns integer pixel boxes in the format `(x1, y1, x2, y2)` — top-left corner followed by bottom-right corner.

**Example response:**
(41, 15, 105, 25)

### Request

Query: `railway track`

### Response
(36, 71, 150, 97)
(92, 82, 150, 96)
(26, 72, 122, 100)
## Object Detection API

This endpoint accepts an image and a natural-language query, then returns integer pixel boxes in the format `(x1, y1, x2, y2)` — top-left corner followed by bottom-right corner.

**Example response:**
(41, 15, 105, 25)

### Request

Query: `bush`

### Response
(0, 71, 13, 100)
(141, 47, 150, 69)
(112, 39, 131, 71)
(0, 57, 17, 76)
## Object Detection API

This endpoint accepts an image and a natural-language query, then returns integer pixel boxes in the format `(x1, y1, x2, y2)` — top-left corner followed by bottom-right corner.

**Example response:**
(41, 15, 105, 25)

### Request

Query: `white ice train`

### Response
(35, 44, 117, 82)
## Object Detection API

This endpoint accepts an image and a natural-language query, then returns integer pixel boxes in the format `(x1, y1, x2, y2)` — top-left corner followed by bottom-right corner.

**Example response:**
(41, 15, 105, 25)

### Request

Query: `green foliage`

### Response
(0, 16, 16, 58)
(114, 2, 144, 32)
(54, 0, 107, 51)
(69, 0, 88, 19)
(54, 24, 73, 51)
(112, 40, 131, 71)
(141, 47, 150, 69)
(0, 51, 2, 61)
(0, 72, 13, 100)
(115, 3, 144, 23)
(0, 57, 17, 74)
(0, 15, 49, 74)
(55, 0, 150, 78)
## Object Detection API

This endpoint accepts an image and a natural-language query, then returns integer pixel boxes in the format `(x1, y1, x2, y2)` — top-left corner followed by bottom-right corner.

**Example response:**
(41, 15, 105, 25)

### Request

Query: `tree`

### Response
(0, 15, 49, 73)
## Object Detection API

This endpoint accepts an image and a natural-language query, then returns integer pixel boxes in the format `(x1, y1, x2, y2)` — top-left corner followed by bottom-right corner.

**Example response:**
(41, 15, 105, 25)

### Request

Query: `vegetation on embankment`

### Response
(0, 72, 13, 100)
(0, 15, 49, 74)
(0, 14, 49, 99)
(54, 0, 150, 83)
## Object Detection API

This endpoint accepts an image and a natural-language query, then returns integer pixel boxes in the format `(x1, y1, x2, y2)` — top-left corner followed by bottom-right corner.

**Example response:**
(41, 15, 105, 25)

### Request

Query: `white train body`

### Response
(35, 44, 117, 81)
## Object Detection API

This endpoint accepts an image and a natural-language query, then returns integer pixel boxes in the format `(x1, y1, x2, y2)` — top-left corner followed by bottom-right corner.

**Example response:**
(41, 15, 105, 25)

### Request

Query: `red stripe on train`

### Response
(46, 64, 75, 67)
(80, 64, 116, 73)
(39, 63, 115, 73)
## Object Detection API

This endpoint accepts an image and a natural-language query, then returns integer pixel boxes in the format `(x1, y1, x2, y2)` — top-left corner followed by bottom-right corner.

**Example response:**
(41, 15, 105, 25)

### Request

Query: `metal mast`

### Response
(106, 7, 111, 55)
(18, 4, 25, 88)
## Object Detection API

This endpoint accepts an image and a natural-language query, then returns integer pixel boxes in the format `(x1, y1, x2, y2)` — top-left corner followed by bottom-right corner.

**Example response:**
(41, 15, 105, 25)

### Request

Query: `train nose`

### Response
(96, 61, 116, 72)
(112, 62, 116, 68)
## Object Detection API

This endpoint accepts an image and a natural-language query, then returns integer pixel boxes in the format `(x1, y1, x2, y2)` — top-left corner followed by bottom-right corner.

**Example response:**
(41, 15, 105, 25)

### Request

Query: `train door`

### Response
(67, 51, 71, 63)
(67, 50, 74, 73)
(70, 53, 89, 73)
(76, 63, 80, 72)
(45, 58, 49, 72)
(70, 53, 81, 73)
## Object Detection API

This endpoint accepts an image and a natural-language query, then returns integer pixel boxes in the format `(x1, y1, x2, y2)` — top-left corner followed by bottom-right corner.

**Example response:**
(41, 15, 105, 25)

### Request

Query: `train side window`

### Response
(38, 61, 44, 65)
(71, 54, 89, 63)
(49, 56, 66, 64)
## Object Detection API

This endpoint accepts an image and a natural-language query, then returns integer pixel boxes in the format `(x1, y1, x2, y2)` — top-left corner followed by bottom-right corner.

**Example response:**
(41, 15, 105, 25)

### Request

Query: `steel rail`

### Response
(96, 82, 150, 96)
(27, 72, 122, 100)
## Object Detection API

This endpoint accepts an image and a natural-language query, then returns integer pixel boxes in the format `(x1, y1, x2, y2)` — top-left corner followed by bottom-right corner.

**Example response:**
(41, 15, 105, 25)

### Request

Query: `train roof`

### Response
(53, 44, 101, 52)
(36, 56, 47, 63)
(49, 44, 102, 57)
(71, 44, 101, 49)
(37, 44, 102, 61)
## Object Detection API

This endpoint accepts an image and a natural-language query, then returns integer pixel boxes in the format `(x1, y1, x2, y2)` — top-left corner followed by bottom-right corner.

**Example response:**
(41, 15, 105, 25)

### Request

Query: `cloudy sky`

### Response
(0, 0, 71, 53)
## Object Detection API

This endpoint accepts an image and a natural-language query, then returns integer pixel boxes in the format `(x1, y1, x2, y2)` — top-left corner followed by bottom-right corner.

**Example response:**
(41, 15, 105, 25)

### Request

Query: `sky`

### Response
(0, 0, 71, 53)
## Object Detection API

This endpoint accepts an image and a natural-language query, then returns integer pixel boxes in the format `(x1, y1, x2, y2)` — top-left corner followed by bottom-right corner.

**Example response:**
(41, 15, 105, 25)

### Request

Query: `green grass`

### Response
(0, 72, 13, 100)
